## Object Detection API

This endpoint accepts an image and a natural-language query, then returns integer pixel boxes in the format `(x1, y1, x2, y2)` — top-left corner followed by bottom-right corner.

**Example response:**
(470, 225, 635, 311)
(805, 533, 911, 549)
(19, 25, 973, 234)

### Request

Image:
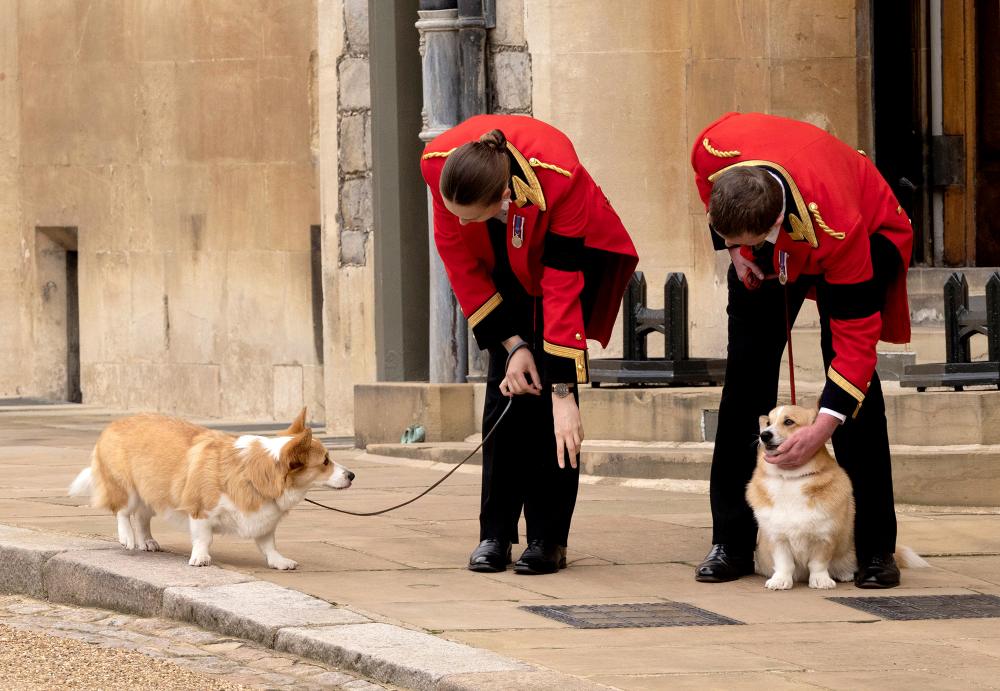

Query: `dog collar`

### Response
(780, 470, 822, 480)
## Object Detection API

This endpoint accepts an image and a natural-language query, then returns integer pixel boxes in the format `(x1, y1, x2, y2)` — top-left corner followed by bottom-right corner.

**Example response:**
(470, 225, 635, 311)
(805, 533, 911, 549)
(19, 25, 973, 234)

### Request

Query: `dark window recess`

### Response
(310, 225, 324, 365)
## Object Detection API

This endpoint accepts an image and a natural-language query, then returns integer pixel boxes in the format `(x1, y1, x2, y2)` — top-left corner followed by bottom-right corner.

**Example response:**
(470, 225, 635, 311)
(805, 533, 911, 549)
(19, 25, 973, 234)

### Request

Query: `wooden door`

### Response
(976, 0, 1000, 265)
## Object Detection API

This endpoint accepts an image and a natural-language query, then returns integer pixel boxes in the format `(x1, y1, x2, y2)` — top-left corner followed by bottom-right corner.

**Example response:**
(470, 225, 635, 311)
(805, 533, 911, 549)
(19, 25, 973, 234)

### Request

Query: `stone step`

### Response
(777, 326, 990, 382)
(579, 384, 1000, 446)
(365, 440, 1000, 507)
(355, 383, 1000, 448)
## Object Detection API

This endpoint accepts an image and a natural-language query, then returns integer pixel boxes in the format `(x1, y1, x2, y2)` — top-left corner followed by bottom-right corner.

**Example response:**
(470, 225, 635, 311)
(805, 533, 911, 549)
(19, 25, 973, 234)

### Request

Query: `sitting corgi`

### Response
(746, 404, 926, 590)
(69, 408, 352, 570)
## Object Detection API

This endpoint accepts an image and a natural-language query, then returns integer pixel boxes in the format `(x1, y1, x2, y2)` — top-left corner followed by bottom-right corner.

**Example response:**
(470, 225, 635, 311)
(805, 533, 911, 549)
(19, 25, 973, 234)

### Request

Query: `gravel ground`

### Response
(0, 623, 246, 690)
(0, 595, 389, 690)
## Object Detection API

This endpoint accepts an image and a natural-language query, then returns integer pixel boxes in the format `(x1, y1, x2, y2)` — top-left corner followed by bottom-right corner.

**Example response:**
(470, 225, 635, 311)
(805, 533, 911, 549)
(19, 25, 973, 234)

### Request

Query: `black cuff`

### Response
(819, 368, 865, 419)
(541, 341, 589, 385)
(469, 294, 516, 350)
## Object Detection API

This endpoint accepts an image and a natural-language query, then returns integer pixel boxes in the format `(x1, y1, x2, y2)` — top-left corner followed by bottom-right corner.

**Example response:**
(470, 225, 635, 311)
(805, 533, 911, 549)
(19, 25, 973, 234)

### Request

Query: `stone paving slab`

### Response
(274, 622, 533, 690)
(4, 406, 1000, 689)
(44, 549, 252, 617)
(0, 524, 589, 689)
(163, 580, 370, 645)
(0, 524, 116, 598)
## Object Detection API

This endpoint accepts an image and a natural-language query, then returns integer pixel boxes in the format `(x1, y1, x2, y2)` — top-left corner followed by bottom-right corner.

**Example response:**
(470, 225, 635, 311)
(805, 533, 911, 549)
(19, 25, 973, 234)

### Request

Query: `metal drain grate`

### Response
(830, 594, 1000, 621)
(521, 601, 743, 629)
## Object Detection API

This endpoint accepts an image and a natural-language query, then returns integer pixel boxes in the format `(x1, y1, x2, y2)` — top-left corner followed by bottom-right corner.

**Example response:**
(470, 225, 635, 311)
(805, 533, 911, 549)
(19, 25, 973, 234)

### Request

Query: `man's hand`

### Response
(729, 247, 764, 289)
(765, 413, 840, 469)
(499, 337, 541, 397)
(552, 394, 583, 469)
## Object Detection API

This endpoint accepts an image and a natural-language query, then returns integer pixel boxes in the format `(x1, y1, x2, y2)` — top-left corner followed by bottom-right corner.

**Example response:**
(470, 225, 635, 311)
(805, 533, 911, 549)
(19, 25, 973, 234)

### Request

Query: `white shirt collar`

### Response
(764, 170, 786, 244)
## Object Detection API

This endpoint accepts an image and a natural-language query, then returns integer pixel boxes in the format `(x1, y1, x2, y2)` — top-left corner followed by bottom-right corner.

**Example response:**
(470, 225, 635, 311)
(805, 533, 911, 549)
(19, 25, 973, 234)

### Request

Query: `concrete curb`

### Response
(0, 523, 608, 690)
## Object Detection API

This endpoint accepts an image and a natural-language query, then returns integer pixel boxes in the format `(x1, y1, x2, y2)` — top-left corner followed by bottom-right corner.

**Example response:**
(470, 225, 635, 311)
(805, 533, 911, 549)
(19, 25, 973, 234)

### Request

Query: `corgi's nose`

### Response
(760, 430, 773, 443)
(347, 470, 356, 482)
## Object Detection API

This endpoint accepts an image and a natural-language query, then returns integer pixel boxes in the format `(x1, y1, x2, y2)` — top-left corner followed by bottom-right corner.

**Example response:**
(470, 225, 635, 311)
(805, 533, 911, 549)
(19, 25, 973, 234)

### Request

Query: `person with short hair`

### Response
(690, 112, 913, 589)
(421, 115, 638, 575)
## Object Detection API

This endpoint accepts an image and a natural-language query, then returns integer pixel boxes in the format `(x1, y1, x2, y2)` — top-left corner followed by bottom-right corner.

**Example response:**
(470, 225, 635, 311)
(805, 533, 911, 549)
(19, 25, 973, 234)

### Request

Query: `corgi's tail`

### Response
(68, 466, 93, 497)
(895, 545, 930, 569)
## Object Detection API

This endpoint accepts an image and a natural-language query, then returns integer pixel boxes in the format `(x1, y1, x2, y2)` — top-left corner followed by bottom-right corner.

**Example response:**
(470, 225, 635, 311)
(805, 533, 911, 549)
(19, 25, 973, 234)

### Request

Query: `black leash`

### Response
(304, 396, 513, 517)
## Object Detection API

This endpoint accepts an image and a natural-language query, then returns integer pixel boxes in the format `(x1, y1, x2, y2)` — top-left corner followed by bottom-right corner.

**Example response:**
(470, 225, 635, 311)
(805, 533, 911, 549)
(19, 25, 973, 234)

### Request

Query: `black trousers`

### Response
(710, 234, 901, 564)
(479, 337, 581, 547)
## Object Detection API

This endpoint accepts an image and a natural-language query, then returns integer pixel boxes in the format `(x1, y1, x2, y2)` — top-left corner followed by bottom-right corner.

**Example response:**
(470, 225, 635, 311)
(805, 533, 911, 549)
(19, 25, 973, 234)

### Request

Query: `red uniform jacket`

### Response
(421, 115, 639, 384)
(691, 112, 913, 418)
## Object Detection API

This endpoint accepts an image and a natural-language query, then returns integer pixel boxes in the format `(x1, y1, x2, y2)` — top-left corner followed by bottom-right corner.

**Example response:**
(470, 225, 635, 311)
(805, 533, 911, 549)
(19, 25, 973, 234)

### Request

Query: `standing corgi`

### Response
(746, 405, 926, 590)
(69, 408, 352, 570)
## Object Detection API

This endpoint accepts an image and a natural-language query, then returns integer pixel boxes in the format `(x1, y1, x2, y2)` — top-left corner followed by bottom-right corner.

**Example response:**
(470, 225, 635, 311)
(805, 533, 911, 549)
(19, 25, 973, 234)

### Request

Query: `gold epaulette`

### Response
(528, 157, 572, 178)
(421, 147, 457, 160)
(703, 137, 741, 158)
(808, 202, 846, 240)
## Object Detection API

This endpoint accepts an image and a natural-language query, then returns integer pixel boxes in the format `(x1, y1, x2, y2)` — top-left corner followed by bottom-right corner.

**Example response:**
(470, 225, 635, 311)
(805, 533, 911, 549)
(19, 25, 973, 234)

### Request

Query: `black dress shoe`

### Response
(513, 540, 567, 575)
(694, 544, 755, 583)
(468, 539, 512, 573)
(854, 553, 901, 589)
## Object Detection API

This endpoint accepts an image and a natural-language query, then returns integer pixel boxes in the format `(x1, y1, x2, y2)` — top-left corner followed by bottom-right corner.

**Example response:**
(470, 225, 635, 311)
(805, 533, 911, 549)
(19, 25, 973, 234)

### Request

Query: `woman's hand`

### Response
(552, 394, 583, 469)
(499, 337, 541, 397)
(729, 246, 764, 289)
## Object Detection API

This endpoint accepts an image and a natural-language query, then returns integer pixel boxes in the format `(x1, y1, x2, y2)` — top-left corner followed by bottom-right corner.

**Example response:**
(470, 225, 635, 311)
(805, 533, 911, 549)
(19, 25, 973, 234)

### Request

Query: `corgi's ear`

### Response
(758, 415, 769, 431)
(284, 407, 308, 435)
(283, 428, 313, 471)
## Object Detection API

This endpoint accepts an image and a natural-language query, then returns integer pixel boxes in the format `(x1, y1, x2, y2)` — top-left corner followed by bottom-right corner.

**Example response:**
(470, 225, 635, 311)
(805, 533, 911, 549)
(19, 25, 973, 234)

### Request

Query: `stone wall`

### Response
(318, 0, 376, 435)
(526, 0, 869, 358)
(2, 0, 324, 421)
(489, 0, 531, 115)
(0, 0, 24, 399)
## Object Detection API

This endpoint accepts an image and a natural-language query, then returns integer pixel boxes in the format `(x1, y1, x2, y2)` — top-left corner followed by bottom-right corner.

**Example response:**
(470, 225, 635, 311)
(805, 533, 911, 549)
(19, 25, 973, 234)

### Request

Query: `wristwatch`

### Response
(552, 383, 574, 398)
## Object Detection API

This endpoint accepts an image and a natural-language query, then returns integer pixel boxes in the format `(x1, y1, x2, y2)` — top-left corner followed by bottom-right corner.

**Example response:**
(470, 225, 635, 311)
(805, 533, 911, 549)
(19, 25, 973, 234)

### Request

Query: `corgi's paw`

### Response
(809, 573, 837, 589)
(268, 556, 299, 571)
(832, 570, 855, 582)
(140, 539, 161, 552)
(765, 574, 793, 590)
(119, 537, 137, 550)
(188, 553, 212, 567)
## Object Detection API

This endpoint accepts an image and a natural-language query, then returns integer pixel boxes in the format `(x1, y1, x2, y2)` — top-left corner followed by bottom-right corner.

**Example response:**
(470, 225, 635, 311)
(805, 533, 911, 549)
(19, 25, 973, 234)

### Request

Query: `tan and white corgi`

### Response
(69, 408, 352, 570)
(746, 404, 926, 590)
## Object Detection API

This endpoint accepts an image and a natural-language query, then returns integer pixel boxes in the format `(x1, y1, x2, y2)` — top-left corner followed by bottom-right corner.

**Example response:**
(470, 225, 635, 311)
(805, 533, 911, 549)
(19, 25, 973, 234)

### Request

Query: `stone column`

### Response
(457, 0, 490, 382)
(418, 4, 467, 383)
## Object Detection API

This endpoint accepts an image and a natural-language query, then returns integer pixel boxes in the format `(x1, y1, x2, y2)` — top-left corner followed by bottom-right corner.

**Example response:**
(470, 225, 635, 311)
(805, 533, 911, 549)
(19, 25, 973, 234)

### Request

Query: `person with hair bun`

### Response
(421, 115, 638, 575)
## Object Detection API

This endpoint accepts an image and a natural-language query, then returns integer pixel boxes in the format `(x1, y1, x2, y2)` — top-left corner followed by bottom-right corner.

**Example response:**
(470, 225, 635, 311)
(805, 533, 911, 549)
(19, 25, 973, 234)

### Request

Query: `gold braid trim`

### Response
(528, 157, 572, 178)
(543, 341, 589, 384)
(468, 293, 502, 328)
(808, 202, 846, 240)
(702, 138, 741, 158)
(828, 366, 865, 419)
(421, 147, 457, 160)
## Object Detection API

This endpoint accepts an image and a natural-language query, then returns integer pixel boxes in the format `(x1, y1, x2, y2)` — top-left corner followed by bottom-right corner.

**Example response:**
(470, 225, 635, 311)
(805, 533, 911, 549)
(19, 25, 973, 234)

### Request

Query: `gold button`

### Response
(896, 205, 903, 215)
(808, 202, 818, 211)
(575, 332, 582, 341)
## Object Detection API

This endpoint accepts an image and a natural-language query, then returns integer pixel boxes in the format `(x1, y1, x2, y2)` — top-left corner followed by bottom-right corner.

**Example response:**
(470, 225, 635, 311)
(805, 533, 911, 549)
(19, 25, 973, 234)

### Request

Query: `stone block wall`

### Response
(3, 0, 325, 421)
(527, 0, 870, 359)
(489, 0, 531, 114)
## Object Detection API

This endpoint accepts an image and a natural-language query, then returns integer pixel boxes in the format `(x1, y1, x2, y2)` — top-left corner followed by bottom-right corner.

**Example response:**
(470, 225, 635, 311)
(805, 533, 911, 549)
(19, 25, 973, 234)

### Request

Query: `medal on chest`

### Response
(778, 250, 789, 285)
(511, 214, 525, 249)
